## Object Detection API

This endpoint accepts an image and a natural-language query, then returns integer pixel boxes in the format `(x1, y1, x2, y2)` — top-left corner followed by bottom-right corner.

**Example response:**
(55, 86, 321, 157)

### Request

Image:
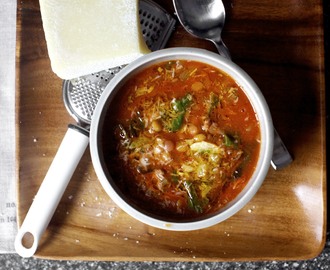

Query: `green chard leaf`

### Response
(223, 133, 240, 147)
(183, 181, 203, 214)
(168, 94, 193, 132)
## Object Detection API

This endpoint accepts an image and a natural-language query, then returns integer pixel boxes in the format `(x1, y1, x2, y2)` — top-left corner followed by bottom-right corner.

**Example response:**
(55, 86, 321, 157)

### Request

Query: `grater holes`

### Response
(138, 3, 173, 50)
(69, 80, 103, 120)
(140, 10, 148, 17)
(141, 17, 164, 45)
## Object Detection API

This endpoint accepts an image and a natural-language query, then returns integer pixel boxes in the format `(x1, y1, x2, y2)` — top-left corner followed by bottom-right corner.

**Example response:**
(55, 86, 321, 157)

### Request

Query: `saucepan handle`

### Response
(271, 128, 293, 170)
(15, 124, 89, 257)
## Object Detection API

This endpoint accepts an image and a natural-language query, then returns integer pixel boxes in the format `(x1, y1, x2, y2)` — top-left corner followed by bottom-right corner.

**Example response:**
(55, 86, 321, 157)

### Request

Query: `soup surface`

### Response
(102, 60, 260, 220)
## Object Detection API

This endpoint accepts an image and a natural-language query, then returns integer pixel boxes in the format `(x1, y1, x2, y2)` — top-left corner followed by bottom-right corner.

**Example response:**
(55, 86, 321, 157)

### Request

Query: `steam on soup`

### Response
(102, 60, 260, 220)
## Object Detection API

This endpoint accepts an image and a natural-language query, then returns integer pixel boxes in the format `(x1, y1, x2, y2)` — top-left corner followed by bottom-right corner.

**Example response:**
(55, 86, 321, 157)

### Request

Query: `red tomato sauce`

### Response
(101, 60, 260, 220)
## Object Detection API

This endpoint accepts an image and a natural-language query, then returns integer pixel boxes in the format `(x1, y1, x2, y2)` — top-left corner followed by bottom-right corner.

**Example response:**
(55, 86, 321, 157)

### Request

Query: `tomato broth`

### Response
(101, 60, 260, 220)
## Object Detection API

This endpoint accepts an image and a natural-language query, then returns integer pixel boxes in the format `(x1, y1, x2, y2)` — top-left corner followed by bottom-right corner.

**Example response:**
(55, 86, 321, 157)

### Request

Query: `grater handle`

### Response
(15, 125, 89, 257)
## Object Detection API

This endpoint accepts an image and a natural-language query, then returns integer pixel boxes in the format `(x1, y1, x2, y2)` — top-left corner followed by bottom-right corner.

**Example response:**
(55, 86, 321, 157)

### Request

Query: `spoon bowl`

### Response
(173, 0, 231, 58)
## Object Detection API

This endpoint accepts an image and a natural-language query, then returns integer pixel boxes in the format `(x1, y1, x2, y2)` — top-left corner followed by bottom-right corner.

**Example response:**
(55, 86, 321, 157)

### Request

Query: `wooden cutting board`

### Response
(16, 0, 326, 261)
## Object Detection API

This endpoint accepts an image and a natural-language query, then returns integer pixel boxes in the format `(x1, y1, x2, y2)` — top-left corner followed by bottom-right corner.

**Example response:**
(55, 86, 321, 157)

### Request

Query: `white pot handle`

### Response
(15, 124, 89, 257)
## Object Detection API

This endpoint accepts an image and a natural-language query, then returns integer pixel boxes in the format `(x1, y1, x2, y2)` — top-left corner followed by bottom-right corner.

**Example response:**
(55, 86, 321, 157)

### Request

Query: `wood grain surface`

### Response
(16, 0, 326, 261)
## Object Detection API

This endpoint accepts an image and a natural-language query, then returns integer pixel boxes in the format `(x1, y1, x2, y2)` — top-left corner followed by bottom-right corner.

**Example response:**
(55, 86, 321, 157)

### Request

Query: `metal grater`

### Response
(62, 0, 176, 128)
(15, 2, 176, 258)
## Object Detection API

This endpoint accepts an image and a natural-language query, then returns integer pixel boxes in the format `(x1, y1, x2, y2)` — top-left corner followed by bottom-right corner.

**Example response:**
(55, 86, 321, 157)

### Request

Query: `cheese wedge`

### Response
(39, 0, 150, 79)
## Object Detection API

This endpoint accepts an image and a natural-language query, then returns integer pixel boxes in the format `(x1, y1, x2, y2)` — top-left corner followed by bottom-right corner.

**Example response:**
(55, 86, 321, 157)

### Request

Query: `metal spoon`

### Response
(173, 0, 230, 58)
(173, 0, 292, 169)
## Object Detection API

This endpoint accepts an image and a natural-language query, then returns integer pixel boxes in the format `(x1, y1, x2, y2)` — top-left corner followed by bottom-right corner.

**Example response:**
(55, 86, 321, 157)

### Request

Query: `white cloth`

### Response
(0, 0, 17, 253)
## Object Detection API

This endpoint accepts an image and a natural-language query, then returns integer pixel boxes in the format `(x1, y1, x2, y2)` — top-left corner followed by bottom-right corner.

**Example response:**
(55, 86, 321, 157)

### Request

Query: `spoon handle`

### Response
(214, 40, 292, 170)
(213, 39, 231, 59)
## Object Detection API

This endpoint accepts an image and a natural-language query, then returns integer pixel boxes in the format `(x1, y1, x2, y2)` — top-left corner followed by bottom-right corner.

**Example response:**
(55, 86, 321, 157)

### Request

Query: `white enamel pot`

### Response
(90, 47, 274, 231)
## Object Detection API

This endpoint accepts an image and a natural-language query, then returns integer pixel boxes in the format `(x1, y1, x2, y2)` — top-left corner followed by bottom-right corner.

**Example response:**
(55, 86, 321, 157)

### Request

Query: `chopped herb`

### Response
(223, 133, 239, 147)
(170, 112, 185, 132)
(183, 181, 203, 214)
(167, 94, 193, 132)
(208, 92, 220, 114)
(171, 93, 193, 112)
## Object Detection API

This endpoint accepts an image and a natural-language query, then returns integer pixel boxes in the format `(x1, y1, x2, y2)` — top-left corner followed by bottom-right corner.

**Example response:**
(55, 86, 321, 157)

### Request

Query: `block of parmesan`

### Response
(39, 0, 150, 79)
